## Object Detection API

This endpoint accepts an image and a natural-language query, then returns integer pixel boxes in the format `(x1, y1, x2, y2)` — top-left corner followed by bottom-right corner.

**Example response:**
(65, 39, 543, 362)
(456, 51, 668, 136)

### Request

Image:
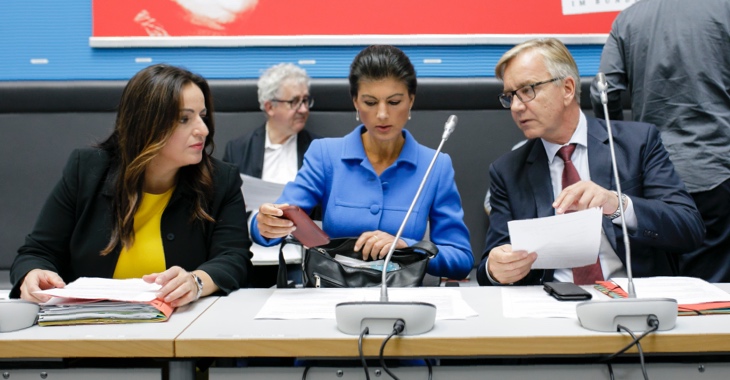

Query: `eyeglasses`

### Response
(271, 96, 314, 110)
(498, 77, 563, 108)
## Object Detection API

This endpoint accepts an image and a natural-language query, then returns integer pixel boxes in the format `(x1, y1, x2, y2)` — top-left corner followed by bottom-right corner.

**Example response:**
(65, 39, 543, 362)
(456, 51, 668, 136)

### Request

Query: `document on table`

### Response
(251, 242, 303, 265)
(612, 277, 730, 304)
(255, 288, 478, 320)
(501, 286, 602, 319)
(240, 174, 286, 213)
(37, 277, 162, 302)
(508, 207, 602, 269)
(35, 277, 174, 326)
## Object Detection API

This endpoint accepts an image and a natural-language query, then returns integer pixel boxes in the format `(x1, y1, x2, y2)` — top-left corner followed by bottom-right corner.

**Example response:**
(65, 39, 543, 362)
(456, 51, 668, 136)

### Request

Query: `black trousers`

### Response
(678, 178, 730, 282)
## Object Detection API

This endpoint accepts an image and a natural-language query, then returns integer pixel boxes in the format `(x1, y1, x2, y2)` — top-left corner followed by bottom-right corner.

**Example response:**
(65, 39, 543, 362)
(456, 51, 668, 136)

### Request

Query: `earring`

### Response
(356, 111, 360, 121)
(408, 110, 412, 120)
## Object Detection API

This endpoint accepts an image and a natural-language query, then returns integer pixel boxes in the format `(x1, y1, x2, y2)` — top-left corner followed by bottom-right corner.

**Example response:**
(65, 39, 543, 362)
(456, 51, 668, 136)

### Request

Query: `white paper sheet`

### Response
(612, 277, 730, 305)
(36, 277, 161, 302)
(254, 288, 478, 320)
(508, 207, 602, 269)
(250, 241, 303, 265)
(240, 173, 286, 213)
(501, 286, 582, 319)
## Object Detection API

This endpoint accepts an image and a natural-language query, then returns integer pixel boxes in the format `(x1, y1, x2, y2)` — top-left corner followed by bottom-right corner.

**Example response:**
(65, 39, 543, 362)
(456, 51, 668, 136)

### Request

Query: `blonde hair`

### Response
(495, 38, 581, 104)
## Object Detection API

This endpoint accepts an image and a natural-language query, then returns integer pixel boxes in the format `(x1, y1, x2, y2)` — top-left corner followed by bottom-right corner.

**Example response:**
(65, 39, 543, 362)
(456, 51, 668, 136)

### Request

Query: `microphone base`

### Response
(0, 299, 39, 332)
(576, 297, 678, 332)
(335, 301, 436, 335)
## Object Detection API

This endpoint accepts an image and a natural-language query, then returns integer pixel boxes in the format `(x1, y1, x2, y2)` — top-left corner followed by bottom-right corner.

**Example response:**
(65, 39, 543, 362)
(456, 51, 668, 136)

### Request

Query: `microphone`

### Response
(596, 72, 609, 105)
(335, 115, 458, 335)
(442, 114, 457, 140)
(575, 73, 677, 332)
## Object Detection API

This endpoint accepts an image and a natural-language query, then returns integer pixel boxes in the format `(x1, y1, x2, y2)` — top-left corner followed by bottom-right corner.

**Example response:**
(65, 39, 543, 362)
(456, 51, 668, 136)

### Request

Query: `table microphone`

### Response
(335, 115, 458, 335)
(575, 73, 677, 332)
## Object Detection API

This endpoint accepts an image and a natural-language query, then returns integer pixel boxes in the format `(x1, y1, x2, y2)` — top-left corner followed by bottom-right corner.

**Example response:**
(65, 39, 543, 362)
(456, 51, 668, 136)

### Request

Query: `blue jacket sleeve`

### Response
(249, 140, 328, 247)
(421, 153, 473, 280)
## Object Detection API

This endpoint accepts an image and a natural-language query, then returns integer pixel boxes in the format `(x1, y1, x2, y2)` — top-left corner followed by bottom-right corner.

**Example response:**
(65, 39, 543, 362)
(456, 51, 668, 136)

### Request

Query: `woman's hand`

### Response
(19, 269, 66, 303)
(354, 230, 408, 260)
(256, 203, 296, 239)
(143, 266, 215, 308)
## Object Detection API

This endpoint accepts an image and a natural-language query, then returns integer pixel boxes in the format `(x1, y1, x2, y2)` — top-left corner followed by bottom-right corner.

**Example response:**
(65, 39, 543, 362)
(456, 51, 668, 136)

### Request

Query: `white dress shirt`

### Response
(544, 111, 632, 282)
(261, 126, 298, 185)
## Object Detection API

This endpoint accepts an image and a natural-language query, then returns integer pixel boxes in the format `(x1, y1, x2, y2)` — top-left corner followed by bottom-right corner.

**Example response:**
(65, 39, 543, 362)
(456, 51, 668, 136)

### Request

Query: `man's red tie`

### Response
(556, 144, 604, 285)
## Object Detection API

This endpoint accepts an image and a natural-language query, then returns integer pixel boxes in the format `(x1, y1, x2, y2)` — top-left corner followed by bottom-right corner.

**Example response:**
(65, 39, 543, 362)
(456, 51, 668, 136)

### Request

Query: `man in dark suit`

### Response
(223, 63, 318, 180)
(223, 63, 320, 288)
(476, 38, 704, 286)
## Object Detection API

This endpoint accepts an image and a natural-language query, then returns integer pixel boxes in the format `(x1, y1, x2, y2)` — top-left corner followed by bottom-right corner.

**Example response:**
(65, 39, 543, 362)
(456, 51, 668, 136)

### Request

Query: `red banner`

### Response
(92, 0, 620, 44)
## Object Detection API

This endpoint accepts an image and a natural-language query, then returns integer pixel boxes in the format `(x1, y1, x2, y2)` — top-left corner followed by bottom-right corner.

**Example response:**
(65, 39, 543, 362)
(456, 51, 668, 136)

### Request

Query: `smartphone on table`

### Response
(279, 205, 330, 247)
(543, 281, 592, 301)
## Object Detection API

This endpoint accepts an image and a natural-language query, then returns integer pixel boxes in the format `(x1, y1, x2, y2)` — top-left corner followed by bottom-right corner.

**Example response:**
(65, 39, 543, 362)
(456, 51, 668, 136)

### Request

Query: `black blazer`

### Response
(222, 124, 319, 178)
(477, 117, 704, 286)
(10, 148, 253, 297)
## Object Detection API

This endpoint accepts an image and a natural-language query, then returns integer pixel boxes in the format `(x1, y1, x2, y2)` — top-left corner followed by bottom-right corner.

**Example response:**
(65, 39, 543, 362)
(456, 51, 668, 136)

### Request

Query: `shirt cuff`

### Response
(611, 195, 637, 230)
(484, 257, 505, 285)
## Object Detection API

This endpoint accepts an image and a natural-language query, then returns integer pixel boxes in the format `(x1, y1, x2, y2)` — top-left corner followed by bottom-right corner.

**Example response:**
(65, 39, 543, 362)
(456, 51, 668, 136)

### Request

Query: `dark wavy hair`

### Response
(98, 64, 216, 255)
(348, 45, 417, 99)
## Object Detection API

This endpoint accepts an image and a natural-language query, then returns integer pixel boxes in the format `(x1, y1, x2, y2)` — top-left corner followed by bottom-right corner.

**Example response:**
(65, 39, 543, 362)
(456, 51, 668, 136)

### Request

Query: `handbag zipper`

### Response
(312, 273, 345, 288)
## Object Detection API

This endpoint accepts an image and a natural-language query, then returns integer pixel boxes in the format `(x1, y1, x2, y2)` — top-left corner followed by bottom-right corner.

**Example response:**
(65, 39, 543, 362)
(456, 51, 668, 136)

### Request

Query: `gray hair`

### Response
(495, 38, 581, 104)
(257, 63, 311, 111)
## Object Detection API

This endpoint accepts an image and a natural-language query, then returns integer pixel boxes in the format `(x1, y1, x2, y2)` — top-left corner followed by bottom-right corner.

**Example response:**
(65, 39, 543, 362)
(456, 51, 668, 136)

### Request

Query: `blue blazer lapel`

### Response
(526, 140, 555, 218)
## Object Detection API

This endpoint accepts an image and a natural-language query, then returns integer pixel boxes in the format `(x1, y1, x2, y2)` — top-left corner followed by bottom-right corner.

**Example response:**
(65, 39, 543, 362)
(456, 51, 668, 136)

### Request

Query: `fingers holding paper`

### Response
(553, 181, 618, 215)
(256, 203, 296, 239)
(20, 269, 66, 303)
(354, 230, 408, 261)
(144, 266, 216, 308)
(487, 244, 537, 284)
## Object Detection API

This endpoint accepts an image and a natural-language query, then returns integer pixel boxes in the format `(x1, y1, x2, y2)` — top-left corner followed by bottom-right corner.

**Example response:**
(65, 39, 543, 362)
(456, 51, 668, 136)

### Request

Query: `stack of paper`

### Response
(35, 277, 174, 326)
(595, 277, 730, 316)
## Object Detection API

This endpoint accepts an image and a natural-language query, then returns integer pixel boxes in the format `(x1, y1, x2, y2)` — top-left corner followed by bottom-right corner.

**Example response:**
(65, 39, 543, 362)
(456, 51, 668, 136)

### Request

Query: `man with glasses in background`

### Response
(223, 63, 320, 288)
(476, 38, 703, 286)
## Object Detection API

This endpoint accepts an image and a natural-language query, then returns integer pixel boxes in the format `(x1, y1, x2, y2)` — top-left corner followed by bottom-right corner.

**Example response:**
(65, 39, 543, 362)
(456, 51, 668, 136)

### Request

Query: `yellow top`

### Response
(113, 188, 174, 279)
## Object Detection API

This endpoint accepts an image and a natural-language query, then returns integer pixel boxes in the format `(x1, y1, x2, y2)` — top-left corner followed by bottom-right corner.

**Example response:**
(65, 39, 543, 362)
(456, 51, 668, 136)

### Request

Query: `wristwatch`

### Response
(606, 191, 628, 220)
(190, 273, 204, 301)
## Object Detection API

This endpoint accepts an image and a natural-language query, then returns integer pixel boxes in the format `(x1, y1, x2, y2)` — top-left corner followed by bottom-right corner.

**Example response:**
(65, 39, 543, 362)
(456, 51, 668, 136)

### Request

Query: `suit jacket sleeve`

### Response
(9, 149, 84, 297)
(476, 162, 545, 286)
(194, 162, 253, 294)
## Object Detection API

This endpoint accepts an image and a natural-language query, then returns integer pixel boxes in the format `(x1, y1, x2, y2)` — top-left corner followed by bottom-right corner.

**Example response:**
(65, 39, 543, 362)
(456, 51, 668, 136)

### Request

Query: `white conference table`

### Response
(0, 296, 216, 380)
(176, 286, 730, 379)
(3, 285, 730, 380)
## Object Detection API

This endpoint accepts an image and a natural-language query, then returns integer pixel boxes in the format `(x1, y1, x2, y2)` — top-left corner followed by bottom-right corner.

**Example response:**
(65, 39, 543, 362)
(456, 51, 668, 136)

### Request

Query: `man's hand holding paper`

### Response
(488, 208, 601, 284)
(487, 208, 602, 284)
(508, 207, 602, 269)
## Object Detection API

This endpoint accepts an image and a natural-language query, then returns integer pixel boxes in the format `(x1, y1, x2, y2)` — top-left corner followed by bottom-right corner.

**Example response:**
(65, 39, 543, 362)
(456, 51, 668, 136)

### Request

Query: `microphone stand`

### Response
(575, 74, 677, 332)
(600, 76, 636, 298)
(334, 115, 458, 335)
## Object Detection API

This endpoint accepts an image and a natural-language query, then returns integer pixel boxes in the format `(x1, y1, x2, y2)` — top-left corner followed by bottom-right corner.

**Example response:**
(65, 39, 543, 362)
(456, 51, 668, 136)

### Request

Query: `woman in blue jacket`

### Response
(251, 45, 473, 280)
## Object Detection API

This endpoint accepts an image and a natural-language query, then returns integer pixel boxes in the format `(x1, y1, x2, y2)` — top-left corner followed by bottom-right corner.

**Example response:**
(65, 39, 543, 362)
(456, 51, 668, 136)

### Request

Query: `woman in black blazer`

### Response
(10, 64, 252, 307)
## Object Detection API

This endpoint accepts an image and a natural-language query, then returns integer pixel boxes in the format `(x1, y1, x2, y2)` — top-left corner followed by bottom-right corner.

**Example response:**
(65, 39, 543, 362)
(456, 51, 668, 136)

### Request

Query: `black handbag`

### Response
(277, 237, 438, 288)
